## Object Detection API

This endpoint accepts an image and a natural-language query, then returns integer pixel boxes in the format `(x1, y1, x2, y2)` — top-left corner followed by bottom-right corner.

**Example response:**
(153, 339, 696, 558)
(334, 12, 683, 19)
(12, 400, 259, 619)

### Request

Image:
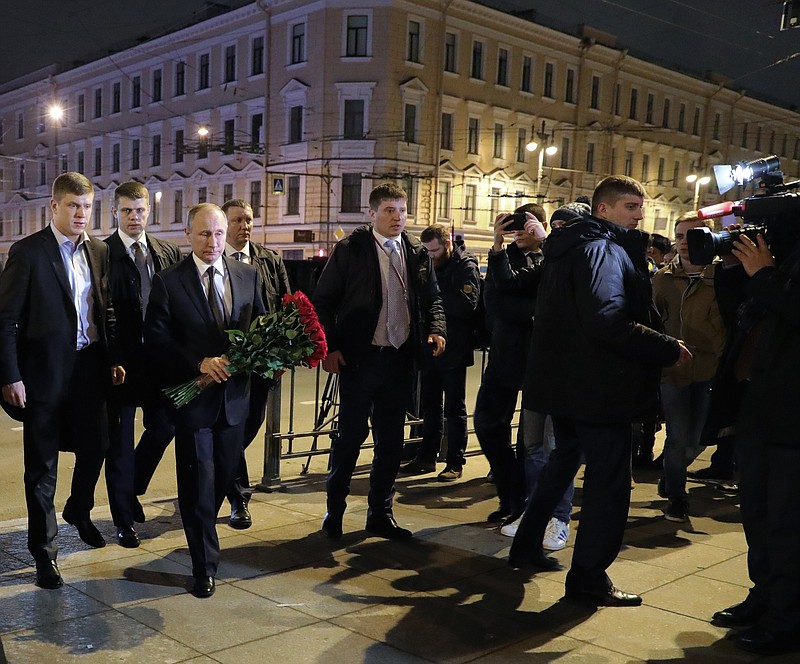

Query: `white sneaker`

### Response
(542, 518, 570, 551)
(500, 516, 521, 538)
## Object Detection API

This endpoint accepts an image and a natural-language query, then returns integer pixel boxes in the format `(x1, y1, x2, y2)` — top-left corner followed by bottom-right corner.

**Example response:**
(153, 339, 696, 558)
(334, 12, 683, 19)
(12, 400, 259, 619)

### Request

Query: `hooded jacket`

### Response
(312, 225, 446, 366)
(522, 215, 680, 422)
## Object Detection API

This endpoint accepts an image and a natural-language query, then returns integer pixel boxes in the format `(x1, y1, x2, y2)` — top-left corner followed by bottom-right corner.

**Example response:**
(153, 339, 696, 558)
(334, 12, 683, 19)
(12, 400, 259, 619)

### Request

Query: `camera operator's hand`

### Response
(731, 233, 775, 277)
(673, 340, 693, 368)
(720, 224, 743, 266)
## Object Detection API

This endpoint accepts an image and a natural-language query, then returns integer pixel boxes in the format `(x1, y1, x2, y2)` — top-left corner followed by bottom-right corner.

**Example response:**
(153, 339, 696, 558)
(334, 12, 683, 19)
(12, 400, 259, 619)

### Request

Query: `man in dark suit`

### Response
(0, 172, 125, 589)
(221, 198, 290, 530)
(145, 203, 264, 598)
(313, 183, 446, 540)
(104, 181, 182, 548)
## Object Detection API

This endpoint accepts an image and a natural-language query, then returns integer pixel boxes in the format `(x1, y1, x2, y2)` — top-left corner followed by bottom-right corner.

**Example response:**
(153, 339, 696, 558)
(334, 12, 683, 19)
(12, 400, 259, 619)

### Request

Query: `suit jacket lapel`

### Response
(178, 257, 221, 335)
(225, 256, 247, 328)
(40, 230, 74, 303)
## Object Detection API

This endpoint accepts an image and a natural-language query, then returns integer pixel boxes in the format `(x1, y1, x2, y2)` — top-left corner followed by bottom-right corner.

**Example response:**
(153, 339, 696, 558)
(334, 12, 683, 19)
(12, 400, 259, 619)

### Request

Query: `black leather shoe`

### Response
(365, 516, 413, 540)
(63, 511, 105, 548)
(712, 600, 765, 628)
(229, 502, 252, 530)
(564, 585, 643, 607)
(133, 498, 146, 524)
(508, 551, 562, 571)
(729, 625, 800, 655)
(322, 513, 343, 539)
(35, 560, 63, 589)
(190, 576, 216, 598)
(487, 509, 510, 523)
(116, 525, 140, 548)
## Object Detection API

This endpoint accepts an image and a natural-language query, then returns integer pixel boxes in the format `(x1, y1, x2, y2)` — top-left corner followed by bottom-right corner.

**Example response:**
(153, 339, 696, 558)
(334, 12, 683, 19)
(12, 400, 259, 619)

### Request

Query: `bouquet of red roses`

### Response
(163, 291, 327, 408)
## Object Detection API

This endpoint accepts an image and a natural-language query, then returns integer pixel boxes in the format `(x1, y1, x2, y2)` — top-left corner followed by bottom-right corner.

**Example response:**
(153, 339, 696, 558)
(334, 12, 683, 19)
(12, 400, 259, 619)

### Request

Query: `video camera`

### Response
(687, 155, 800, 265)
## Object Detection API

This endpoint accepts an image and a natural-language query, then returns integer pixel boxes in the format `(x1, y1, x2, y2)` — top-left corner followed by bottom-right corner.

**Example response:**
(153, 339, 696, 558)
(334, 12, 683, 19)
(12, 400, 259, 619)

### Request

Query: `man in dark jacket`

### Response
(104, 181, 182, 548)
(508, 176, 689, 607)
(313, 183, 446, 540)
(710, 227, 800, 656)
(401, 223, 480, 481)
(222, 198, 291, 529)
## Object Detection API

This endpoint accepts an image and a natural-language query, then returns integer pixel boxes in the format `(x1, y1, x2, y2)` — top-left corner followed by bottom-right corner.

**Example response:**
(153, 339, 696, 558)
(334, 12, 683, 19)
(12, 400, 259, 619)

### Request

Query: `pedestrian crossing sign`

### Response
(272, 176, 285, 195)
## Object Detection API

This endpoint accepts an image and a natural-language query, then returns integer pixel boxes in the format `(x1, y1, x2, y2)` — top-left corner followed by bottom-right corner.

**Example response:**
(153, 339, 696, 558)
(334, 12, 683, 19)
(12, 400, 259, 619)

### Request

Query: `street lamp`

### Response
(48, 104, 64, 175)
(526, 123, 558, 197)
(686, 174, 711, 209)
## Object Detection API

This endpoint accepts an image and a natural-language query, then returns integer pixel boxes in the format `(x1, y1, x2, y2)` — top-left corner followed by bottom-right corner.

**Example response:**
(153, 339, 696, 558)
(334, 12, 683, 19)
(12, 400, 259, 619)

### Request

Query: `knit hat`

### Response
(550, 201, 591, 226)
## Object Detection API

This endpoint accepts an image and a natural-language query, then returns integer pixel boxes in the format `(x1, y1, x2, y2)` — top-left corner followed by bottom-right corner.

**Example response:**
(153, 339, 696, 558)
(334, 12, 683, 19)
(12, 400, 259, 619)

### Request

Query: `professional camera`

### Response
(687, 155, 800, 265)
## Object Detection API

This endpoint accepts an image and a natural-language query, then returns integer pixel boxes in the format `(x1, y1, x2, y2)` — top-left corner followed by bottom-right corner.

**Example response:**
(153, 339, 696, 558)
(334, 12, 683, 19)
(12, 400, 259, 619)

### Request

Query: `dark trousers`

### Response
(418, 367, 468, 469)
(175, 420, 244, 578)
(474, 383, 526, 515)
(23, 343, 107, 563)
(326, 346, 412, 521)
(226, 375, 273, 506)
(510, 417, 632, 591)
(736, 433, 800, 633)
(106, 400, 174, 526)
(132, 406, 177, 496)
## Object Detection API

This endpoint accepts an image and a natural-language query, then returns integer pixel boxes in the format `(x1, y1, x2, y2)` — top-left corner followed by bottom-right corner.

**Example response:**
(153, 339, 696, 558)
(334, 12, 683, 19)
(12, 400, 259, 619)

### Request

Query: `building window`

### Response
(223, 119, 235, 154)
(132, 139, 140, 170)
(437, 181, 451, 219)
(224, 45, 237, 83)
(467, 117, 479, 154)
(678, 103, 686, 132)
(769, 130, 776, 153)
(614, 83, 621, 115)
(94, 147, 102, 176)
(152, 134, 161, 167)
(692, 107, 700, 135)
(493, 123, 504, 158)
(560, 137, 570, 169)
(198, 186, 207, 204)
(152, 69, 162, 102)
(662, 98, 671, 128)
(543, 62, 554, 98)
(586, 142, 595, 172)
(713, 112, 721, 141)
(346, 15, 368, 57)
(252, 113, 264, 149)
(407, 20, 421, 63)
(623, 150, 633, 177)
(289, 106, 303, 143)
(174, 191, 183, 224)
(471, 41, 484, 79)
(175, 61, 186, 96)
(657, 158, 665, 183)
(464, 184, 477, 221)
(77, 150, 84, 173)
(132, 76, 141, 108)
(441, 112, 454, 150)
(741, 122, 748, 148)
(198, 53, 210, 89)
(755, 126, 762, 151)
(18, 163, 25, 188)
(77, 94, 85, 123)
(174, 129, 184, 163)
(41, 206, 47, 229)
(565, 68, 575, 103)
(38, 107, 46, 134)
(521, 55, 532, 93)
(517, 128, 527, 162)
(93, 199, 102, 230)
(782, 133, 788, 156)
(404, 176, 417, 216)
(287, 175, 300, 215)
(343, 99, 364, 139)
(223, 184, 233, 202)
(497, 48, 508, 86)
(94, 88, 103, 118)
(198, 134, 208, 159)
(112, 82, 121, 114)
(341, 173, 362, 212)
(403, 104, 417, 142)
(641, 154, 649, 182)
(590, 75, 600, 109)
(39, 162, 46, 185)
(291, 23, 306, 64)
(251, 36, 264, 75)
(645, 94, 654, 124)
(61, 155, 68, 173)
(672, 161, 680, 187)
(794, 137, 800, 160)
(250, 181, 261, 218)
(112, 143, 120, 172)
(629, 88, 638, 120)
(444, 32, 457, 72)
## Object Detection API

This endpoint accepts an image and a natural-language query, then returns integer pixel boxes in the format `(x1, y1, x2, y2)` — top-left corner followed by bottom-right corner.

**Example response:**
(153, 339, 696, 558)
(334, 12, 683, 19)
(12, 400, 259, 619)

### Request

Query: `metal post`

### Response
(257, 380, 286, 492)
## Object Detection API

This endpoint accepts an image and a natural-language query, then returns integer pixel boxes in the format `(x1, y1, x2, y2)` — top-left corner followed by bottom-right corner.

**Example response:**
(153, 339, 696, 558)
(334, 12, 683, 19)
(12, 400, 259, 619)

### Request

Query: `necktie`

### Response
(206, 266, 226, 332)
(384, 240, 409, 348)
(133, 241, 151, 316)
(233, 251, 244, 261)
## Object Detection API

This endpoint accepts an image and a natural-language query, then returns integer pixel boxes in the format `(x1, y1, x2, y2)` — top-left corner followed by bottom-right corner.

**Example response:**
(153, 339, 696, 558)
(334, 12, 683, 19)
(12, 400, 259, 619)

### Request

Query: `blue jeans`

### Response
(661, 380, 713, 500)
(522, 410, 574, 523)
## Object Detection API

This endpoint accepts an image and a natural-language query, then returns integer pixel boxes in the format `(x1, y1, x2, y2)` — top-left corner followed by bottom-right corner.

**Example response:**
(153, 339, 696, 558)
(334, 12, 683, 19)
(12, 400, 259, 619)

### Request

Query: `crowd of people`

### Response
(0, 172, 798, 655)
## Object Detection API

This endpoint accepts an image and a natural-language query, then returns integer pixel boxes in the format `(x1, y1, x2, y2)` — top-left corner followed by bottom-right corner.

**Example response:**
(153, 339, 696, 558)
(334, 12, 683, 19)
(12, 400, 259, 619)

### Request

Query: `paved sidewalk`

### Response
(0, 449, 788, 663)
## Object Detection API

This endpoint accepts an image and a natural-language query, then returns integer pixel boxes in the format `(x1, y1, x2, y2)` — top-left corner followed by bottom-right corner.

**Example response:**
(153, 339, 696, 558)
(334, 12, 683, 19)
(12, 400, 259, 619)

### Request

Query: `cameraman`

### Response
(711, 230, 800, 656)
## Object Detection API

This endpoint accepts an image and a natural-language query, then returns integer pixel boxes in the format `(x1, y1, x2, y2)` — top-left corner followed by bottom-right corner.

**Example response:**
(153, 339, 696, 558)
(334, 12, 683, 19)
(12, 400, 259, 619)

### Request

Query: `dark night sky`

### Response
(1, 1, 798, 109)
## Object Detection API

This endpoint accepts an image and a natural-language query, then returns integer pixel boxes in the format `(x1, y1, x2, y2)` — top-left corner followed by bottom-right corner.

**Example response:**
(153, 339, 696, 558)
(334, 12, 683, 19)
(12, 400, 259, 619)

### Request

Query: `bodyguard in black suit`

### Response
(104, 181, 182, 548)
(0, 173, 125, 589)
(145, 203, 264, 598)
(221, 198, 291, 529)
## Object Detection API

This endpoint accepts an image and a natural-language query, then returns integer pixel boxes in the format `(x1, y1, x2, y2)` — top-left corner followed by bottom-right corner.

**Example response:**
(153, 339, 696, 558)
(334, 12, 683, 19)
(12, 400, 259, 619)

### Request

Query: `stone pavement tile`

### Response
(235, 500, 322, 532)
(645, 574, 754, 624)
(330, 590, 542, 664)
(1, 609, 200, 663)
(571, 557, 685, 596)
(234, 555, 416, 620)
(696, 553, 750, 588)
(617, 536, 741, 573)
(674, 516, 748, 553)
(0, 579, 108, 634)
(470, 631, 643, 663)
(119, 582, 315, 654)
(211, 620, 429, 664)
(394, 476, 498, 524)
(558, 604, 758, 662)
(66, 550, 192, 608)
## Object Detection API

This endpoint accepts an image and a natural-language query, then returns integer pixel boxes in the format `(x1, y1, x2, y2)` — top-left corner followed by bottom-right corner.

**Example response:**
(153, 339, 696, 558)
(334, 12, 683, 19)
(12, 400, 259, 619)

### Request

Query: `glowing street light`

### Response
(686, 174, 711, 209)
(197, 126, 209, 137)
(48, 104, 64, 123)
